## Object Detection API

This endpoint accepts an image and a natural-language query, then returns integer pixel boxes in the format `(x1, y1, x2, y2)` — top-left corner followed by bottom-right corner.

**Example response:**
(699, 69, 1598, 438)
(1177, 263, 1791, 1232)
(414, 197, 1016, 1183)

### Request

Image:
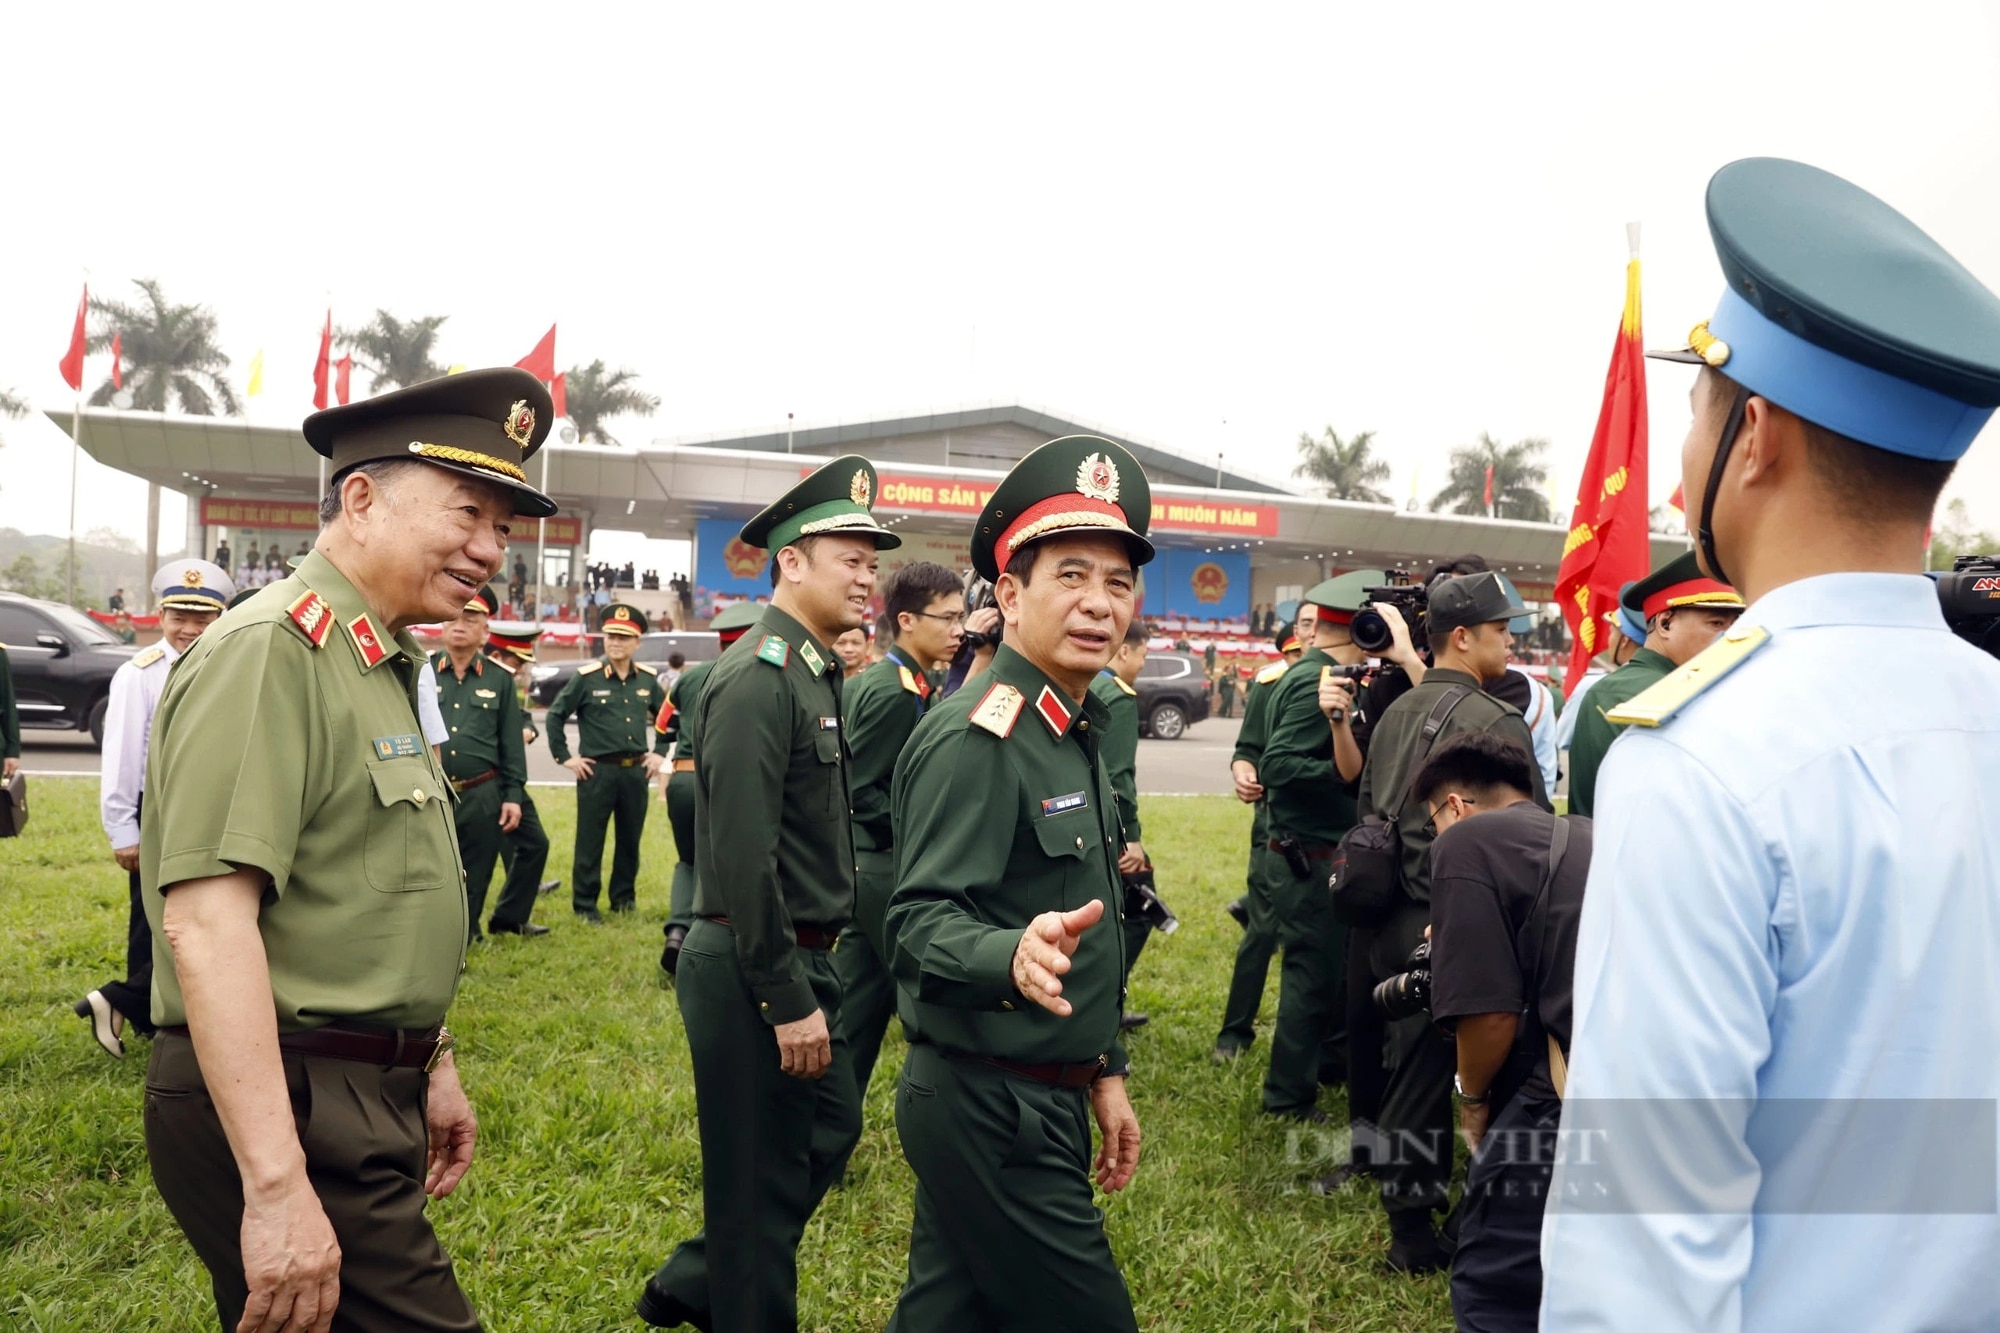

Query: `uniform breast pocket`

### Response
(812, 729, 844, 819)
(363, 758, 453, 893)
(1032, 810, 1097, 906)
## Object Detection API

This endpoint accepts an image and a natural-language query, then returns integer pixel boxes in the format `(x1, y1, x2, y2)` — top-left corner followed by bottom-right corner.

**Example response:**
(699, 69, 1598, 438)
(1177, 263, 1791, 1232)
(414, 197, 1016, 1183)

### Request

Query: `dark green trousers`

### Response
(488, 791, 550, 931)
(144, 1031, 479, 1332)
(664, 769, 698, 932)
(887, 1043, 1137, 1332)
(1215, 804, 1277, 1052)
(1355, 898, 1454, 1218)
(571, 761, 649, 913)
(649, 919, 860, 1330)
(1261, 837, 1348, 1116)
(832, 852, 897, 1111)
(452, 780, 505, 940)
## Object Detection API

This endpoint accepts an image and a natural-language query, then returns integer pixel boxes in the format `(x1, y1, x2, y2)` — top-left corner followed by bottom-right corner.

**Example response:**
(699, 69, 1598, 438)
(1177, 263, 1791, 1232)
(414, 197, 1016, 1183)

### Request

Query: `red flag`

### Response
(1667, 482, 1685, 513)
(58, 285, 87, 391)
(1483, 463, 1494, 511)
(111, 332, 123, 390)
(515, 324, 556, 383)
(552, 371, 567, 419)
(334, 355, 352, 406)
(312, 310, 332, 410)
(1555, 248, 1651, 697)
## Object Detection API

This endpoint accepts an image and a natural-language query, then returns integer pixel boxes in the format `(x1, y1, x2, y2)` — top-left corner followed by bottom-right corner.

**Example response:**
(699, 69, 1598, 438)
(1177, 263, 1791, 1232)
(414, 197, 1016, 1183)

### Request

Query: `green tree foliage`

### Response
(1929, 497, 2000, 571)
(85, 279, 240, 415)
(0, 389, 24, 417)
(1, 552, 73, 601)
(1291, 427, 1391, 503)
(1430, 432, 1552, 521)
(562, 360, 660, 446)
(337, 311, 450, 393)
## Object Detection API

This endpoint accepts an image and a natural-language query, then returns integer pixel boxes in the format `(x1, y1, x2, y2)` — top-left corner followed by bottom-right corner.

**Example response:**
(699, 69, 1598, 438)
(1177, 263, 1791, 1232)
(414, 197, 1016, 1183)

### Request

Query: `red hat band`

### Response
(995, 494, 1134, 567)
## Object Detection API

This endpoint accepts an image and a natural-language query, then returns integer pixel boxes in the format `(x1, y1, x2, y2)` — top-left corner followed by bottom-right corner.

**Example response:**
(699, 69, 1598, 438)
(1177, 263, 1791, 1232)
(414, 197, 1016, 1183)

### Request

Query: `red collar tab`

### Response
(286, 590, 333, 648)
(346, 613, 389, 669)
(1034, 684, 1074, 738)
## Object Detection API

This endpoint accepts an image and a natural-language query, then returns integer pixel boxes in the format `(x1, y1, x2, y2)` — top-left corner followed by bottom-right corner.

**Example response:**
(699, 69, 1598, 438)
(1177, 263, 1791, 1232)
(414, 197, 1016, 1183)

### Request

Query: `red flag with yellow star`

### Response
(1555, 242, 1651, 697)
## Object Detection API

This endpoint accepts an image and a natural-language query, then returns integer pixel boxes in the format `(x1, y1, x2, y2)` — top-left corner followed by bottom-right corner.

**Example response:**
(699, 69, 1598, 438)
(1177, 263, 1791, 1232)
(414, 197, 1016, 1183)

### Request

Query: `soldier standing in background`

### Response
(484, 624, 562, 902)
(77, 558, 234, 1059)
(1090, 617, 1156, 1031)
(545, 603, 664, 921)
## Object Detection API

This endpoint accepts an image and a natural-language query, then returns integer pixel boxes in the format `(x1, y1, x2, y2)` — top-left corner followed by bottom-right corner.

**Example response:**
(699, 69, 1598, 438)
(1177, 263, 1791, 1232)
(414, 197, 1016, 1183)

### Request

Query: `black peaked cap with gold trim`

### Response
(972, 435, 1154, 582)
(304, 367, 558, 518)
(740, 454, 901, 552)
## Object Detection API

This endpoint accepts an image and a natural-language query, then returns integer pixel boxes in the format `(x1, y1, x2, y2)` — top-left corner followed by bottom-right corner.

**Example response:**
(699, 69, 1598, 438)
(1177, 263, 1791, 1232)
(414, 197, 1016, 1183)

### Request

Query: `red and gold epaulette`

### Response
(897, 664, 925, 697)
(286, 590, 333, 649)
(969, 683, 1024, 738)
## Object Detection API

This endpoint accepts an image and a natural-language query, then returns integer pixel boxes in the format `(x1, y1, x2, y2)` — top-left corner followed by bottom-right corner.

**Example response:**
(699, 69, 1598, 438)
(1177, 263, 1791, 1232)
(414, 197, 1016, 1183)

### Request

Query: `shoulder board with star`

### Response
(635, 662, 658, 675)
(578, 660, 604, 674)
(756, 634, 791, 669)
(968, 682, 1025, 738)
(896, 664, 925, 695)
(1112, 676, 1137, 696)
(130, 644, 167, 670)
(1255, 660, 1288, 684)
(1606, 626, 1771, 729)
(284, 589, 333, 649)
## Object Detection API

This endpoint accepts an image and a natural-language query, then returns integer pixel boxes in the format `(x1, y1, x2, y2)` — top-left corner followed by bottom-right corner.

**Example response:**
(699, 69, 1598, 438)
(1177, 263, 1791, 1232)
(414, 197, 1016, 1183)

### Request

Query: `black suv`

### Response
(1135, 650, 1211, 740)
(526, 630, 722, 706)
(0, 592, 139, 747)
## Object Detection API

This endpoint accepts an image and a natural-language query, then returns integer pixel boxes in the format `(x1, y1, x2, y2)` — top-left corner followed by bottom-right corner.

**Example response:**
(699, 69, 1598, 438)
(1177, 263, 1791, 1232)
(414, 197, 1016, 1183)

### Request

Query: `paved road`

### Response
(20, 713, 1244, 797)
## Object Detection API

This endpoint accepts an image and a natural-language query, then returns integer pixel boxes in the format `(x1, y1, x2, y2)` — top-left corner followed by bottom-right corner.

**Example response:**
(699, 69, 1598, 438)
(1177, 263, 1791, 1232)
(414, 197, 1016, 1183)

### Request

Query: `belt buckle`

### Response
(423, 1026, 454, 1073)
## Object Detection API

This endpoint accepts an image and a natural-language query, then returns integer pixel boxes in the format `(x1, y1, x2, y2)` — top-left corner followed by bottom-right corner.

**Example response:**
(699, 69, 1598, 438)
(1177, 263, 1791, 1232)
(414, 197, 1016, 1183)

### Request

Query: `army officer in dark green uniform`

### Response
(884, 435, 1153, 1333)
(1565, 552, 1742, 815)
(546, 602, 664, 921)
(1089, 617, 1157, 1030)
(141, 367, 558, 1332)
(651, 599, 765, 981)
(827, 560, 964, 1131)
(637, 455, 900, 1331)
(484, 625, 563, 902)
(433, 585, 546, 939)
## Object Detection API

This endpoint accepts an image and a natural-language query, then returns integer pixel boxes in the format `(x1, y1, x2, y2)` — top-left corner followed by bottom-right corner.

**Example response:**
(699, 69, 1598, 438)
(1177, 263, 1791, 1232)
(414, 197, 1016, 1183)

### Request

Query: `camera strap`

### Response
(1387, 685, 1474, 824)
(1514, 814, 1572, 1097)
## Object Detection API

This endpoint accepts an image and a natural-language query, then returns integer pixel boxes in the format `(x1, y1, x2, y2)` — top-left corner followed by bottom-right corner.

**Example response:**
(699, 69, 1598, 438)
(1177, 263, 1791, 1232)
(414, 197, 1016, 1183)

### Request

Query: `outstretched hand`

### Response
(1011, 899, 1106, 1016)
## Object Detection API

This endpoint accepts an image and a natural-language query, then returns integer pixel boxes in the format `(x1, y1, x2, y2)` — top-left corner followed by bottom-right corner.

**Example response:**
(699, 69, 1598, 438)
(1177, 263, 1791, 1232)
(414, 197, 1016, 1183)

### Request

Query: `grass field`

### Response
(0, 778, 1451, 1331)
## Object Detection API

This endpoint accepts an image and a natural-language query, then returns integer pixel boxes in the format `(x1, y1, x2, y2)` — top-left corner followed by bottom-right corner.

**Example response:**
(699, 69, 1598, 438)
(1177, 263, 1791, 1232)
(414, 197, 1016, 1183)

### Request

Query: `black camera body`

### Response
(1372, 939, 1432, 1021)
(1122, 870, 1179, 935)
(1352, 576, 1428, 656)
(959, 571, 1000, 651)
(1938, 555, 2000, 656)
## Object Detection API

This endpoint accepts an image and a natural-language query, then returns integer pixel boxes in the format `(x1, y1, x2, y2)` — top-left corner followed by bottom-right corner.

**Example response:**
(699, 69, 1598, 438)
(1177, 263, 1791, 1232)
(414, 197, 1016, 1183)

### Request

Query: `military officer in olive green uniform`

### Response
(546, 602, 664, 920)
(433, 585, 546, 939)
(1566, 552, 1743, 816)
(651, 600, 765, 981)
(638, 456, 900, 1331)
(140, 366, 558, 1332)
(1257, 571, 1383, 1117)
(883, 436, 1152, 1333)
(1090, 617, 1157, 1030)
(484, 625, 562, 901)
(1211, 618, 1306, 1061)
(825, 561, 964, 1136)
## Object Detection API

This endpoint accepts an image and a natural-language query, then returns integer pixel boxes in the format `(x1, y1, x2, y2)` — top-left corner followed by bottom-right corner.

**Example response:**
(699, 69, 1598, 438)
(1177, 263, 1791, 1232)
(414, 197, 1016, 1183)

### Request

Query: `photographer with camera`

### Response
(1413, 731, 1588, 1332)
(1334, 572, 1548, 1271)
(1256, 573, 1380, 1118)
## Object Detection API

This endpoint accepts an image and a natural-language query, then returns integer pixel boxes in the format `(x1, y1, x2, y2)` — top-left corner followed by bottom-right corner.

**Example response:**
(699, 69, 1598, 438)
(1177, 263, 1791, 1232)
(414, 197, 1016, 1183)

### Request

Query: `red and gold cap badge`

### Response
(1076, 452, 1121, 504)
(503, 400, 536, 448)
(850, 469, 872, 507)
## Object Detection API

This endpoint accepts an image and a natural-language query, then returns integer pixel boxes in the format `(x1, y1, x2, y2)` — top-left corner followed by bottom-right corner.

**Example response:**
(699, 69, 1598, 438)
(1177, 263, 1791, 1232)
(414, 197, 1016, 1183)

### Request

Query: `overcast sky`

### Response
(4, 2, 1999, 574)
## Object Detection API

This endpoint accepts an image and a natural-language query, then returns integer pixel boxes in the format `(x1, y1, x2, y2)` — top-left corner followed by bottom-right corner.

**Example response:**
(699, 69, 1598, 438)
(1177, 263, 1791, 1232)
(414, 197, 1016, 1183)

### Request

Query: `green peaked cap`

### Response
(740, 454, 901, 552)
(709, 601, 767, 632)
(971, 435, 1154, 581)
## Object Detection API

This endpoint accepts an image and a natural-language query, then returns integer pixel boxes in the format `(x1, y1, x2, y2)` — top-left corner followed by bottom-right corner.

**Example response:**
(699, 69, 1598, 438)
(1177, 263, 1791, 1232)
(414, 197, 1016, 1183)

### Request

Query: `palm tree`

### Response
(1292, 427, 1392, 503)
(1430, 432, 1552, 521)
(0, 389, 24, 417)
(563, 360, 659, 446)
(337, 311, 449, 392)
(85, 279, 240, 414)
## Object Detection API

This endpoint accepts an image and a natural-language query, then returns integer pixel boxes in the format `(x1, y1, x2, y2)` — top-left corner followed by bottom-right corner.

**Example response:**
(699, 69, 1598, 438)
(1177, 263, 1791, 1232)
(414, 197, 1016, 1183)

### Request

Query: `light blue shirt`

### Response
(1554, 666, 1607, 752)
(1542, 573, 2000, 1332)
(1509, 664, 1561, 791)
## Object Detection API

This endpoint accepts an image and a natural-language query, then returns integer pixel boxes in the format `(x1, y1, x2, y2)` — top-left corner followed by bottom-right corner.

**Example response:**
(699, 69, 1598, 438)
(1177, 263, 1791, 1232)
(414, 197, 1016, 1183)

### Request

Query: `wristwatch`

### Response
(1452, 1073, 1488, 1106)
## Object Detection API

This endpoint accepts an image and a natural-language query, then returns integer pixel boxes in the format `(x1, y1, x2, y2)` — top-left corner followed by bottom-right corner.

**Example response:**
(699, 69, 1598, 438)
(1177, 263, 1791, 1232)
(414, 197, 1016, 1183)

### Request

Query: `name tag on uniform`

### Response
(474, 688, 497, 699)
(373, 734, 424, 759)
(593, 689, 612, 697)
(1041, 791, 1088, 816)
(819, 716, 840, 730)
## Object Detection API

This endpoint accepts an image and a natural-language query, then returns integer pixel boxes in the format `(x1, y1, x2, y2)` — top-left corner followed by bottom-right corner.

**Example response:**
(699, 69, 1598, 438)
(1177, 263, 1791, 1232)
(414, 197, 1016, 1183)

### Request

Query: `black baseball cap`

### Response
(1427, 572, 1528, 633)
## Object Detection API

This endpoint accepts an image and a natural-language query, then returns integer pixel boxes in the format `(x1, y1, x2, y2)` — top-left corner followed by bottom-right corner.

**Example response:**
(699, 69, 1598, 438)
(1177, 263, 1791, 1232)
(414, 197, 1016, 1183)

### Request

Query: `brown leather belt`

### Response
(702, 915, 839, 951)
(974, 1052, 1107, 1088)
(161, 1023, 450, 1071)
(1268, 838, 1339, 861)
(670, 757, 696, 774)
(451, 768, 499, 794)
(592, 753, 647, 767)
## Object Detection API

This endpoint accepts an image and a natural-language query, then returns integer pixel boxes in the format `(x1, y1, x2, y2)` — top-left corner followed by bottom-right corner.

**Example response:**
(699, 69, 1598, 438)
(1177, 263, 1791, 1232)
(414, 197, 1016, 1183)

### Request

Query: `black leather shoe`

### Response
(635, 1280, 709, 1329)
(1210, 1043, 1246, 1065)
(489, 921, 550, 936)
(1384, 1213, 1449, 1275)
(1225, 897, 1249, 928)
(575, 910, 605, 925)
(1119, 1010, 1149, 1031)
(1269, 1106, 1330, 1125)
(608, 903, 636, 915)
(1308, 1164, 1370, 1196)
(74, 991, 124, 1059)
(537, 879, 562, 896)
